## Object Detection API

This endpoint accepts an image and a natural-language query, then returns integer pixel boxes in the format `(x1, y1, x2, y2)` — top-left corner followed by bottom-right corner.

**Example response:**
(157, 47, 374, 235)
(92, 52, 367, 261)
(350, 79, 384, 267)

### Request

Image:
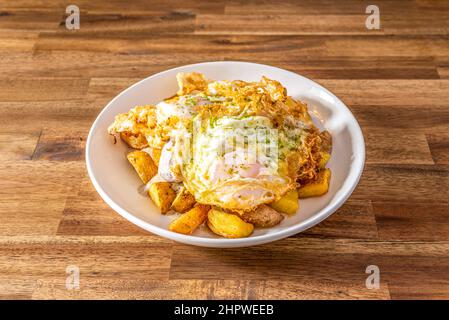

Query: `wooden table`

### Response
(1, 0, 449, 300)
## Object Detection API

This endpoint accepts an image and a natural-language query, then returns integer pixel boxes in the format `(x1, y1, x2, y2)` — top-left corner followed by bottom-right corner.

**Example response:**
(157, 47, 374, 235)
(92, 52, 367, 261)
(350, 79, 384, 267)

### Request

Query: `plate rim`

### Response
(86, 61, 365, 248)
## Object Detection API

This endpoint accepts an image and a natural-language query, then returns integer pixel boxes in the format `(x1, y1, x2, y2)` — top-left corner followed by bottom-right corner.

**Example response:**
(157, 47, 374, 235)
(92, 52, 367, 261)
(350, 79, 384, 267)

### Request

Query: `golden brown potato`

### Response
(171, 187, 196, 213)
(168, 204, 210, 235)
(241, 205, 284, 227)
(269, 190, 299, 215)
(151, 148, 162, 166)
(127, 150, 158, 184)
(120, 132, 148, 149)
(207, 209, 254, 238)
(298, 169, 331, 198)
(176, 72, 207, 95)
(148, 182, 176, 214)
(319, 152, 331, 169)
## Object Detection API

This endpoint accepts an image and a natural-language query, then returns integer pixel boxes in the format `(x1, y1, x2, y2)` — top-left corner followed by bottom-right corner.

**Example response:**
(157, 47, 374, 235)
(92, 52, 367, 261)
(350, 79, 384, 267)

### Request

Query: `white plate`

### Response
(86, 61, 365, 248)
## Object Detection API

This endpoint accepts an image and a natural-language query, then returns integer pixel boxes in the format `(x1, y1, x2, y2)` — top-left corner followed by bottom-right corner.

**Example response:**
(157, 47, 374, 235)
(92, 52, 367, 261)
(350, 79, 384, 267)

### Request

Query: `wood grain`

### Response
(1, 0, 449, 300)
(426, 133, 449, 164)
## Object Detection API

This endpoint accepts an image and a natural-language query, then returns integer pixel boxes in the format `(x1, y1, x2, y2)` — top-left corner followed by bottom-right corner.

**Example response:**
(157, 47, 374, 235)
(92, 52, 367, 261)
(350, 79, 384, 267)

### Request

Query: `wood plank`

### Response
(380, 252, 449, 299)
(34, 34, 449, 57)
(416, 0, 449, 12)
(317, 79, 449, 106)
(170, 238, 390, 285)
(225, 0, 417, 15)
(438, 67, 449, 79)
(31, 278, 390, 299)
(225, 0, 449, 38)
(374, 202, 449, 241)
(56, 12, 196, 34)
(300, 200, 378, 239)
(0, 131, 41, 161)
(195, 14, 374, 35)
(353, 164, 449, 203)
(0, 277, 35, 299)
(364, 129, 434, 165)
(0, 9, 61, 31)
(0, 78, 90, 102)
(0, 235, 173, 299)
(0, 0, 225, 13)
(385, 15, 449, 35)
(170, 238, 442, 281)
(426, 133, 449, 164)
(351, 105, 449, 133)
(0, 161, 84, 236)
(0, 100, 101, 132)
(0, 31, 38, 52)
(295, 67, 439, 80)
(170, 238, 449, 299)
(57, 178, 149, 236)
(0, 51, 219, 78)
(32, 129, 86, 161)
(2, 52, 438, 79)
(86, 77, 141, 101)
(324, 36, 449, 57)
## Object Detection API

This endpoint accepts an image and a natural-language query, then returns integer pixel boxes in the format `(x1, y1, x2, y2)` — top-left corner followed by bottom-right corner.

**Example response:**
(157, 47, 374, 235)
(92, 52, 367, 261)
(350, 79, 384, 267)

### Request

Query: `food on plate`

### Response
(171, 186, 196, 213)
(108, 72, 332, 238)
(148, 182, 176, 214)
(298, 168, 331, 198)
(151, 148, 162, 166)
(268, 189, 299, 215)
(120, 132, 148, 149)
(127, 150, 158, 184)
(169, 204, 210, 235)
(240, 205, 284, 227)
(319, 152, 331, 169)
(207, 208, 254, 238)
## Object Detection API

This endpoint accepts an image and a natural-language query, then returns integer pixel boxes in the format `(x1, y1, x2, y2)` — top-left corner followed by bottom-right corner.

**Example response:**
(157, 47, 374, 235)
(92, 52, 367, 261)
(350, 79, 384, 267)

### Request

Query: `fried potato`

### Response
(269, 190, 299, 215)
(176, 72, 208, 95)
(120, 132, 148, 149)
(207, 209, 254, 238)
(149, 182, 176, 214)
(298, 169, 331, 198)
(168, 204, 210, 235)
(319, 152, 331, 169)
(151, 148, 162, 166)
(127, 150, 158, 184)
(241, 205, 284, 227)
(171, 187, 196, 213)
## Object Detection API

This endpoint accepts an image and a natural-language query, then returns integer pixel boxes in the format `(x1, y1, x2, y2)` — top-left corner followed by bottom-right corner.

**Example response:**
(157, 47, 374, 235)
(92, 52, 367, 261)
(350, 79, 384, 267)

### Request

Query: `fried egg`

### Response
(182, 115, 293, 210)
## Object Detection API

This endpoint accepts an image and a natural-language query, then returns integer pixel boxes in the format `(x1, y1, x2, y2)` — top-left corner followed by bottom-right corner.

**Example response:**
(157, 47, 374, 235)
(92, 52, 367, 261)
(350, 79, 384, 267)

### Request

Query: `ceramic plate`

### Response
(86, 61, 365, 247)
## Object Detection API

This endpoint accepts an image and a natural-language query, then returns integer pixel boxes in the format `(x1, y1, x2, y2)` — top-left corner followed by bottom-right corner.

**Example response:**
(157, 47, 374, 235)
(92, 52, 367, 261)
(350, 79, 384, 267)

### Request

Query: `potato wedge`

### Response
(127, 150, 158, 184)
(149, 182, 176, 214)
(298, 169, 331, 198)
(269, 190, 299, 215)
(151, 148, 162, 166)
(241, 205, 284, 227)
(168, 204, 210, 235)
(171, 187, 196, 213)
(319, 152, 331, 169)
(207, 209, 254, 238)
(120, 132, 148, 149)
